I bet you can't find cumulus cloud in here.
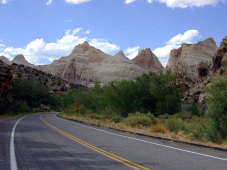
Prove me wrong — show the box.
[46,0,52,5]
[64,0,91,4]
[153,30,200,67]
[167,30,199,45]
[1,0,10,4]
[0,28,120,65]
[158,0,225,8]
[125,0,137,4]
[124,0,225,8]
[89,39,120,55]
[125,46,140,59]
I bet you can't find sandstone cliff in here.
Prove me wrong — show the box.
[182,37,227,104]
[38,42,148,87]
[166,37,217,90]
[132,48,163,73]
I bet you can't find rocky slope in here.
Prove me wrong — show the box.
[10,63,72,92]
[181,37,227,104]
[166,37,217,92]
[132,48,164,73]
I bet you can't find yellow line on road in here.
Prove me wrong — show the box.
[40,115,151,170]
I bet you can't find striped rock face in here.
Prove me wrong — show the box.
[166,37,217,88]
[37,42,151,87]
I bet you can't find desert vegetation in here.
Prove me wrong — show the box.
[60,71,227,146]
[0,79,63,116]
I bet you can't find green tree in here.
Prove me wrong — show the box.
[63,87,88,109]
[102,79,139,117]
[12,80,50,108]
[149,71,183,115]
[207,76,227,142]
[136,73,156,113]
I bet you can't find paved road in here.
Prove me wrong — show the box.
[1,113,227,170]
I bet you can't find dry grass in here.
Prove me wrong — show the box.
[59,113,227,149]
[151,122,167,134]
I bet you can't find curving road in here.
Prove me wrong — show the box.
[1,113,227,170]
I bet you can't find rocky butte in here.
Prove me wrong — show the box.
[132,48,164,73]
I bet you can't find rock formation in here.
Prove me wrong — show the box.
[166,37,217,90]
[10,63,72,92]
[182,37,227,104]
[132,48,163,73]
[12,54,36,68]
[38,42,149,87]
[212,36,227,74]
[0,56,12,65]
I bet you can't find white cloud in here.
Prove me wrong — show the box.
[125,46,140,54]
[89,39,120,55]
[72,28,82,35]
[158,0,225,8]
[1,0,10,4]
[125,46,140,59]
[167,30,199,45]
[84,30,90,34]
[124,0,225,7]
[153,30,200,67]
[125,0,137,4]
[46,0,52,6]
[0,28,120,65]
[64,0,91,4]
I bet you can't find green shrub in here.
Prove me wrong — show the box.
[147,112,157,124]
[172,112,192,120]
[158,113,170,120]
[167,118,185,133]
[111,115,122,123]
[88,113,104,120]
[79,105,87,115]
[126,116,152,127]
[8,100,30,114]
[190,123,207,141]
[206,76,227,142]
[191,102,200,116]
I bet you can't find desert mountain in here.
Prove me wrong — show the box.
[166,37,217,90]
[0,56,12,65]
[38,42,153,87]
[132,48,164,73]
[12,54,36,68]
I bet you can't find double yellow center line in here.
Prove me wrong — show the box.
[40,115,151,170]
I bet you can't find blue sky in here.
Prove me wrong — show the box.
[0,0,226,66]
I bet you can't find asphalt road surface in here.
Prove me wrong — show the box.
[1,113,227,170]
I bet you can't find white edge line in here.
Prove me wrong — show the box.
[10,115,28,170]
[54,114,227,162]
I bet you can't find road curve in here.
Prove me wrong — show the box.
[1,113,227,170]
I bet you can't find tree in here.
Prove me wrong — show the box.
[136,73,156,113]
[102,79,139,117]
[207,76,227,142]
[148,71,182,115]
[12,80,50,108]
